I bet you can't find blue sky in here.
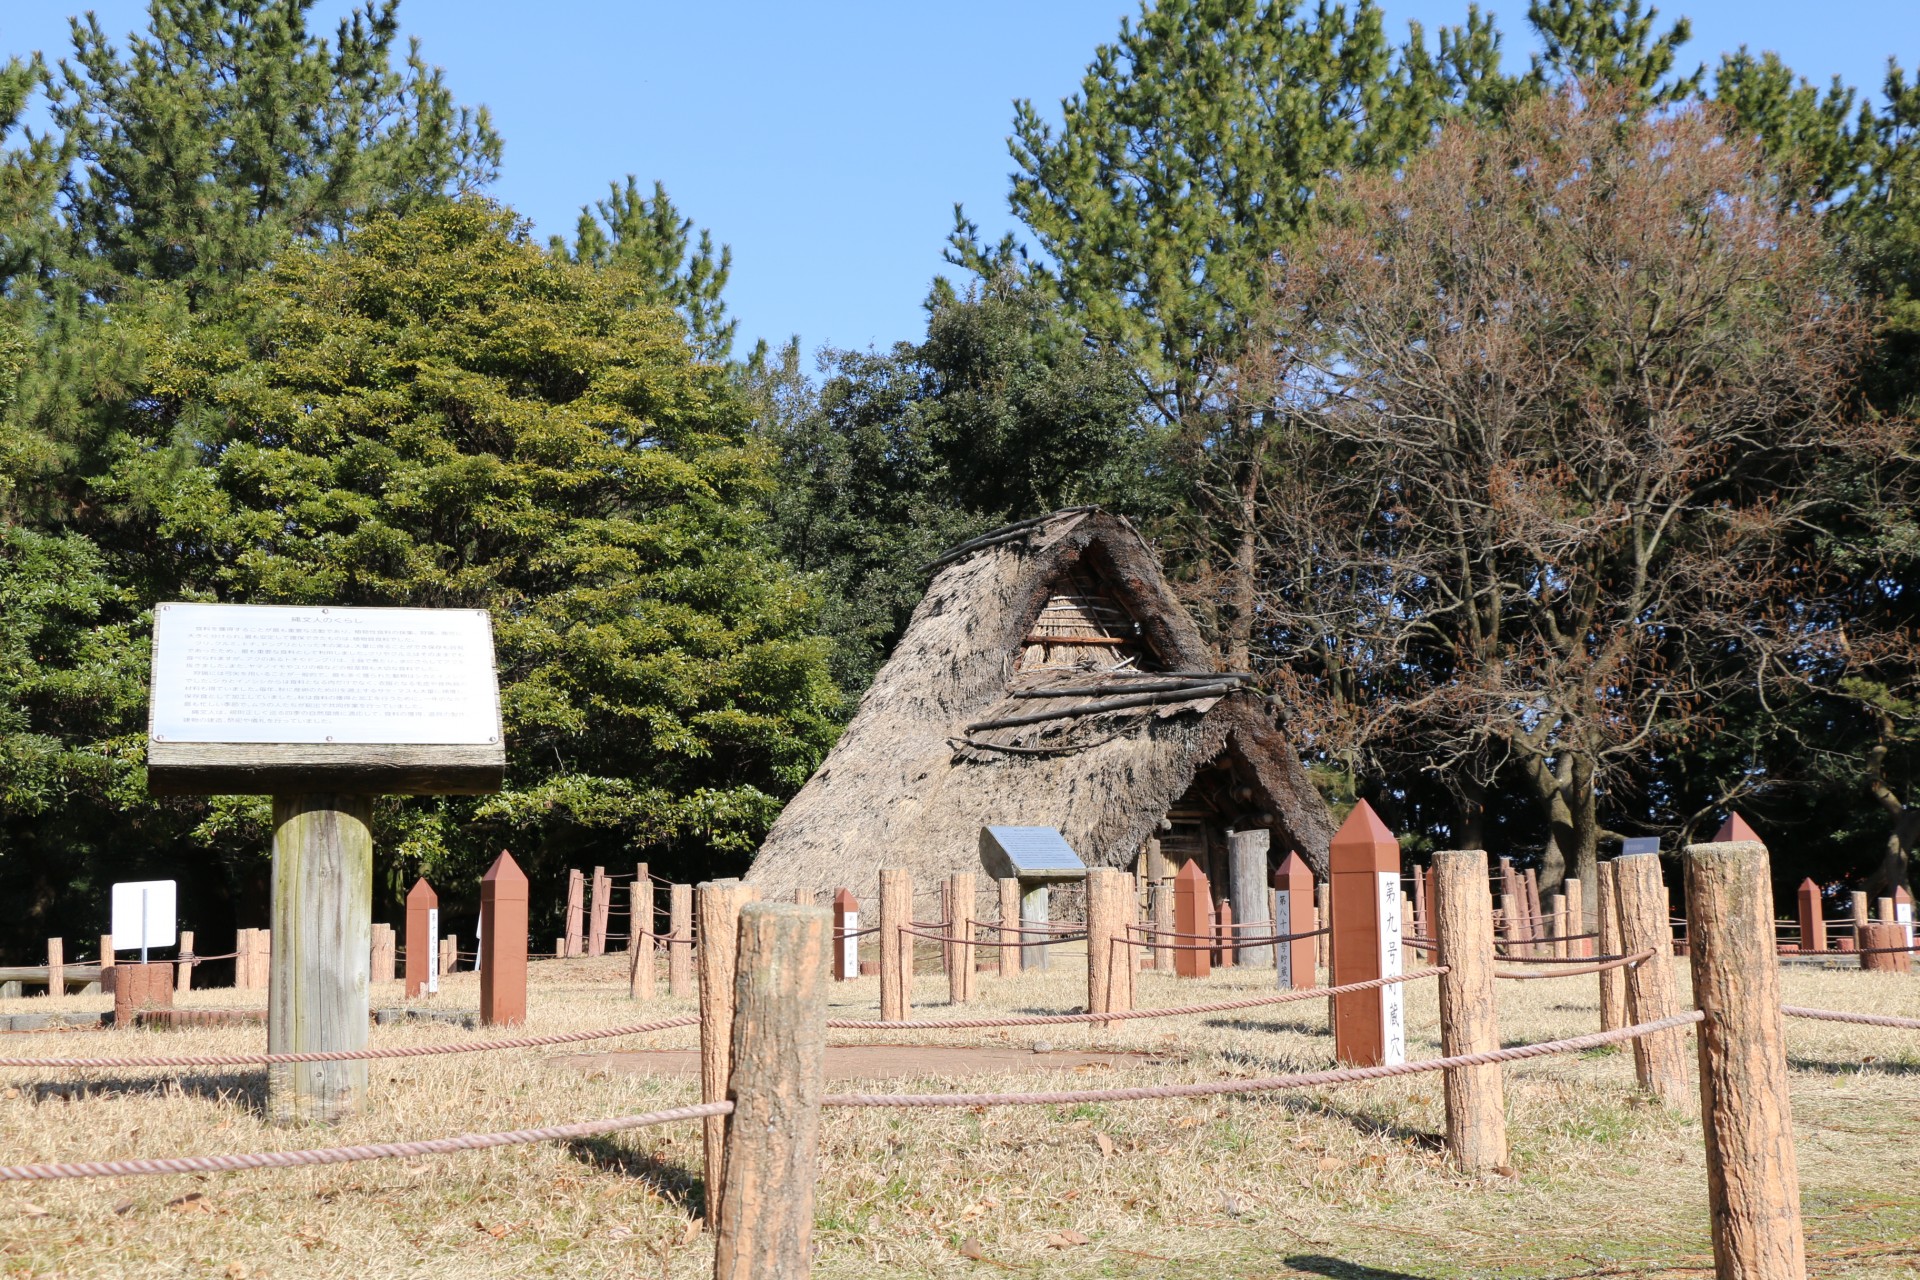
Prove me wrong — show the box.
[6,1,1916,359]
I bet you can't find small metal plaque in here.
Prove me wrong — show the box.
[1620,837,1661,856]
[980,826,1086,882]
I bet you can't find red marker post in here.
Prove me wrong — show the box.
[480,850,528,1026]
[1330,801,1404,1067]
[1172,860,1211,979]
[1796,879,1825,955]
[404,878,438,999]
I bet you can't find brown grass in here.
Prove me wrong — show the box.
[0,950,1915,1279]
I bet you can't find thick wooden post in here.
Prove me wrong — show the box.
[1215,899,1235,969]
[1151,873,1174,971]
[1564,876,1587,957]
[1228,829,1273,967]
[947,872,975,1005]
[588,866,610,956]
[175,930,195,994]
[879,868,911,1021]
[1086,869,1124,1025]
[405,879,437,999]
[1314,883,1329,974]
[1524,869,1544,958]
[1545,892,1566,958]
[698,879,751,1224]
[831,888,858,981]
[1685,837,1807,1280]
[44,938,61,998]
[630,873,656,1000]
[1172,860,1210,979]
[712,903,829,1279]
[440,933,457,976]
[480,850,528,1027]
[99,934,115,996]
[1860,922,1909,972]
[565,868,585,958]
[1613,852,1690,1108]
[668,883,695,998]
[997,878,1021,977]
[1274,852,1317,989]
[236,929,255,991]
[1795,879,1824,954]
[1432,849,1506,1172]
[1597,862,1626,1032]
[1330,801,1404,1068]
[269,793,374,1126]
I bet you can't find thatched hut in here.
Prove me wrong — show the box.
[744,509,1336,901]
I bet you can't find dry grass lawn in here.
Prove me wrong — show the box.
[0,945,1915,1279]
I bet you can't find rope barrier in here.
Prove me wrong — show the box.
[819,1012,1705,1108]
[0,1100,733,1182]
[0,1015,698,1070]
[1493,949,1654,980]
[823,969,1445,1030]
[1781,1005,1920,1030]
[1128,924,1329,943]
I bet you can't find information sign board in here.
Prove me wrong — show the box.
[111,880,178,953]
[979,826,1087,882]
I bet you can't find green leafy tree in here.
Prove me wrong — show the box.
[554,176,740,363]
[1525,0,1701,103]
[110,200,840,905]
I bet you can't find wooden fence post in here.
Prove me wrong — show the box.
[669,883,695,998]
[711,903,829,1279]
[630,871,656,1000]
[1860,922,1909,973]
[947,872,975,1005]
[792,888,816,907]
[1172,860,1210,979]
[565,868,585,958]
[1274,852,1317,989]
[1152,873,1174,972]
[698,879,752,1225]
[1432,849,1506,1172]
[1685,835,1807,1280]
[45,938,62,998]
[997,878,1021,977]
[1216,899,1235,969]
[1596,862,1625,1032]
[1564,876,1587,957]
[1228,829,1273,966]
[175,930,195,994]
[1612,852,1690,1108]
[405,878,438,998]
[1524,869,1544,957]
[369,923,395,985]
[1411,868,1428,944]
[879,868,911,1021]
[832,888,858,982]
[1314,883,1329,975]
[938,877,953,983]
[588,866,610,956]
[1329,801,1404,1068]
[1795,879,1824,954]
[235,929,254,992]
[480,850,528,1027]
[1545,892,1566,958]
[99,934,115,996]
[1086,868,1128,1026]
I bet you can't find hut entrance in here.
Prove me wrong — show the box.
[1017,561,1155,672]
[1154,755,1255,902]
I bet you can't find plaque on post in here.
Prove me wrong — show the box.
[146,603,505,1125]
[979,826,1085,972]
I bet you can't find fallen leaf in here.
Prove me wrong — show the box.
[678,1217,703,1246]
[1171,1115,1201,1130]
[224,1265,249,1280]
[1493,1164,1518,1178]
[167,1192,204,1209]
[1316,1157,1347,1172]
[960,1236,988,1260]
[474,1220,509,1239]
[1046,1229,1091,1249]
[1094,1132,1115,1158]
[111,1199,135,1215]
[18,1201,48,1218]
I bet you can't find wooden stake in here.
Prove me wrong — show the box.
[947,872,975,1005]
[1613,852,1690,1108]
[1596,863,1625,1032]
[1215,898,1235,969]
[1314,883,1330,974]
[630,871,656,1000]
[1411,868,1428,943]
[480,850,528,1027]
[1432,849,1506,1172]
[1152,873,1174,972]
[938,876,953,982]
[45,938,61,998]
[236,929,255,992]
[1849,889,1870,946]
[565,868,585,958]
[878,868,911,1021]
[1228,829,1272,967]
[711,903,828,1279]
[1861,922,1909,973]
[1684,836,1807,1280]
[668,883,694,999]
[588,866,609,957]
[1086,868,1124,1025]
[99,934,115,995]
[697,879,751,1224]
[1329,801,1404,1068]
[268,793,374,1126]
[1564,876,1587,957]
[997,878,1021,977]
[1524,869,1544,958]
[176,930,195,994]
[1545,892,1566,958]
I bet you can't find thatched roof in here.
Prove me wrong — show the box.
[744,510,1335,900]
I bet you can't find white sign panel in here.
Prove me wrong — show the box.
[840,910,859,978]
[150,603,500,745]
[1897,900,1914,949]
[427,907,441,994]
[111,880,178,951]
[1274,889,1292,989]
[1378,871,1405,1066]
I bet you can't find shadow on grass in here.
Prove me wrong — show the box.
[1275,1092,1448,1151]
[565,1136,704,1214]
[30,1073,268,1116]
[1787,1053,1920,1077]
[1286,1254,1442,1279]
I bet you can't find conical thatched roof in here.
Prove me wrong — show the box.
[744,510,1335,899]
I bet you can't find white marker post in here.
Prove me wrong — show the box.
[427,907,441,994]
[1379,870,1406,1065]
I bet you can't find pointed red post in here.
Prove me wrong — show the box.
[1795,879,1825,955]
[1330,801,1404,1067]
[404,878,438,999]
[1172,860,1211,978]
[1273,852,1317,989]
[1714,812,1760,843]
[480,851,528,1026]
[832,888,859,982]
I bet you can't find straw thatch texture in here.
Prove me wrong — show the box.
[744,511,1335,901]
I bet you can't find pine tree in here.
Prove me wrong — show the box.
[1525,0,1701,103]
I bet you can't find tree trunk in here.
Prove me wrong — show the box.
[1866,808,1918,900]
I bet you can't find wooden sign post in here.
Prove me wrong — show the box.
[1273,852,1316,989]
[832,888,859,981]
[1329,800,1404,1068]
[479,850,528,1026]
[148,602,506,1126]
[979,826,1086,974]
